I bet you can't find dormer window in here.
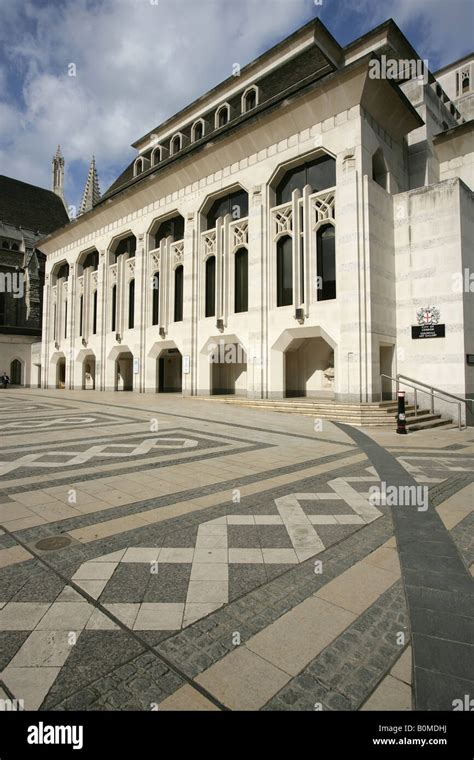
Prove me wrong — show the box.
[170,134,182,155]
[462,70,470,93]
[191,119,205,142]
[215,104,230,129]
[134,157,144,176]
[2,240,9,249]
[133,156,150,176]
[242,86,258,113]
[151,146,162,166]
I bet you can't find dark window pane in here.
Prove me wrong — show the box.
[277,236,293,307]
[245,90,256,110]
[206,190,248,229]
[194,122,203,140]
[205,256,216,317]
[317,225,336,301]
[276,155,336,204]
[128,279,135,329]
[234,248,248,313]
[152,272,159,325]
[92,291,98,334]
[83,250,99,270]
[79,295,83,336]
[154,215,184,248]
[218,108,228,127]
[174,266,183,322]
[111,285,117,332]
[115,235,136,261]
[64,302,67,338]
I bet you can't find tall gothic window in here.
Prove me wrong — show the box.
[206,189,248,230]
[234,248,248,313]
[111,285,117,332]
[276,155,336,204]
[277,236,293,307]
[92,290,98,334]
[205,256,216,317]
[79,295,83,336]
[317,225,336,301]
[128,279,135,329]
[174,266,183,322]
[64,302,68,338]
[152,272,159,325]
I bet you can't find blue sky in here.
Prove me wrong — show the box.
[0,0,472,213]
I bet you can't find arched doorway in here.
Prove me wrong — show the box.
[56,357,66,389]
[284,337,334,398]
[115,351,133,391]
[210,340,247,395]
[83,358,96,390]
[10,359,22,385]
[158,349,182,393]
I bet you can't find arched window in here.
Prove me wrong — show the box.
[276,155,336,205]
[111,285,117,332]
[192,120,204,142]
[128,279,135,329]
[134,157,144,176]
[372,149,388,190]
[2,240,9,249]
[206,189,248,230]
[462,74,470,93]
[174,266,184,322]
[205,256,216,317]
[151,146,162,166]
[79,295,83,336]
[154,215,184,248]
[114,235,136,262]
[316,225,336,301]
[242,87,257,113]
[11,243,19,251]
[64,301,68,338]
[83,250,99,270]
[216,104,229,128]
[234,248,248,313]
[152,272,159,325]
[277,236,293,307]
[92,290,98,334]
[170,135,182,155]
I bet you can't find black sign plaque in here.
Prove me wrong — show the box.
[412,324,446,339]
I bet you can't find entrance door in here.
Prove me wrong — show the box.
[10,360,22,385]
[158,351,182,392]
[380,345,394,400]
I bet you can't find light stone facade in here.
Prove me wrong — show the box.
[37,20,474,420]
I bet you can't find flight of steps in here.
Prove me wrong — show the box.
[195,397,455,431]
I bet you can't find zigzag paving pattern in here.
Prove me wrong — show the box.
[0,389,473,711]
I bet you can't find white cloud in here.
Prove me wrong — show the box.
[0,0,311,206]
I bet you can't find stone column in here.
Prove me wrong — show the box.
[248,184,266,398]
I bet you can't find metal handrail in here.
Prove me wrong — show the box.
[380,373,471,431]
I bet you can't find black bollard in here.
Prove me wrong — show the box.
[396,390,407,434]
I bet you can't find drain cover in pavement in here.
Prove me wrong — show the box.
[35,536,72,551]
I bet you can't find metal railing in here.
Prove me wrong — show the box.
[380,373,472,431]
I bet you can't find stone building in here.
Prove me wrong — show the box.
[0,172,69,386]
[36,19,474,421]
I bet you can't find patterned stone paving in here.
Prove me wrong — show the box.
[0,389,473,711]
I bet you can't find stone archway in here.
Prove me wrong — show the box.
[200,335,247,396]
[272,326,336,399]
[10,359,23,386]
[107,346,134,391]
[147,340,183,393]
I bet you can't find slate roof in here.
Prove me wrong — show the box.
[0,175,70,235]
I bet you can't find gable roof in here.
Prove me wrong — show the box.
[0,175,70,235]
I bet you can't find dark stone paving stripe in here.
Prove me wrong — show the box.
[0,525,229,712]
[263,580,409,711]
[334,423,474,711]
[2,449,365,546]
[155,514,393,679]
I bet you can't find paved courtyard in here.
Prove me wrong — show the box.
[0,389,472,711]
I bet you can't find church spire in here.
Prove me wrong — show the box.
[79,156,101,216]
[52,145,65,203]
